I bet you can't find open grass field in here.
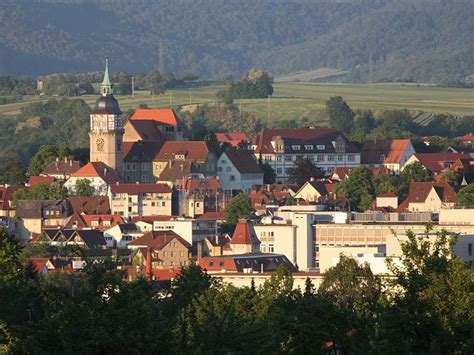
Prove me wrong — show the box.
[0,83,472,125]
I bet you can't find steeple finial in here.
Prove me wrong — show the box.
[101,57,112,96]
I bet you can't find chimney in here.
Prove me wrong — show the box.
[145,247,152,281]
[69,160,73,167]
[64,156,67,163]
[310,177,315,182]
[56,157,59,162]
[104,168,107,176]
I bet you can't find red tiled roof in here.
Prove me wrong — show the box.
[215,132,249,147]
[230,220,260,245]
[154,141,209,162]
[198,211,225,221]
[110,183,171,194]
[361,139,412,165]
[0,185,22,210]
[457,134,474,142]
[28,176,55,187]
[69,196,111,214]
[396,182,457,212]
[130,109,183,126]
[377,192,397,198]
[71,162,121,185]
[198,254,296,273]
[412,153,470,173]
[128,230,191,249]
[185,178,220,192]
[64,212,124,230]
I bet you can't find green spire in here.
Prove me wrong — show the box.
[101,57,112,96]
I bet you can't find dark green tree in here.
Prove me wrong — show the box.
[74,179,94,197]
[224,193,254,225]
[456,183,474,207]
[326,96,354,134]
[398,161,433,199]
[334,166,376,211]
[12,182,67,207]
[28,145,71,176]
[0,157,25,184]
[258,155,276,184]
[287,157,324,186]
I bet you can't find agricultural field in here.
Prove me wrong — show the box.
[0,83,472,125]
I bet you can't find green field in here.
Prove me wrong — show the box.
[0,83,472,125]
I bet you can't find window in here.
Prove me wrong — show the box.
[171,251,176,257]
[276,155,282,161]
[165,126,174,132]
[141,163,148,171]
[305,145,313,150]
[142,175,148,182]
[268,244,274,252]
[125,175,130,182]
[229,175,236,181]
[163,251,168,257]
[218,166,223,172]
[292,145,300,150]
[180,251,184,257]
[285,168,291,175]
[209,261,214,266]
[285,155,292,161]
[126,164,131,171]
[220,159,226,164]
[316,144,325,150]
[276,168,282,174]
[264,155,272,161]
[226,166,231,172]
[152,202,156,207]
[338,155,343,161]
[380,154,386,162]
[161,202,166,207]
[328,155,334,161]
[469,243,473,257]
[348,155,355,162]
[219,261,225,267]
[317,155,324,162]
[132,164,137,171]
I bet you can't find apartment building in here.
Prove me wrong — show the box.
[252,128,360,183]
[108,183,173,219]
[152,217,218,244]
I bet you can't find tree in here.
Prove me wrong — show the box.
[398,162,433,199]
[287,157,324,186]
[74,179,94,197]
[334,166,376,211]
[258,155,276,184]
[326,96,354,134]
[456,183,474,207]
[12,182,67,207]
[204,132,221,157]
[0,157,25,184]
[224,193,254,225]
[28,145,71,176]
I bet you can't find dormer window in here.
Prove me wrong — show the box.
[175,154,185,160]
[305,145,314,150]
[292,145,300,150]
[316,145,325,150]
[380,154,386,162]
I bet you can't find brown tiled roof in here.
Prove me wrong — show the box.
[123,141,163,162]
[377,192,397,198]
[128,230,191,249]
[252,128,358,154]
[63,212,124,231]
[412,153,470,173]
[16,200,70,219]
[71,162,121,185]
[110,183,171,194]
[361,139,412,165]
[0,185,22,210]
[69,196,111,214]
[198,211,226,221]
[198,253,296,273]
[28,176,55,187]
[224,149,263,174]
[124,120,166,142]
[154,141,209,162]
[41,160,82,176]
[396,182,457,212]
[158,161,198,182]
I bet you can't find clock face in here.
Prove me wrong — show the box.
[96,138,105,152]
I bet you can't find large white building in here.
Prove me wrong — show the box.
[252,128,360,183]
[217,149,263,192]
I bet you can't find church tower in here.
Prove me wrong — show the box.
[89,59,123,173]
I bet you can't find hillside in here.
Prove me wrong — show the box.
[0,0,472,84]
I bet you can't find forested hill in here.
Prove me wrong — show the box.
[0,0,472,84]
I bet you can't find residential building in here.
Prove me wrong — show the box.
[103,223,143,248]
[252,128,360,182]
[128,108,188,141]
[153,141,217,179]
[64,162,121,196]
[0,184,22,217]
[361,139,415,173]
[108,183,173,219]
[404,153,470,174]
[217,149,263,192]
[89,59,124,172]
[27,176,55,187]
[294,179,329,203]
[152,217,218,244]
[226,219,260,254]
[198,253,296,273]
[128,230,192,268]
[457,133,474,146]
[249,184,299,211]
[63,212,124,231]
[37,228,106,249]
[123,119,166,143]
[396,182,456,212]
[15,200,71,240]
[330,167,352,181]
[375,192,398,210]
[122,141,163,183]
[40,158,82,181]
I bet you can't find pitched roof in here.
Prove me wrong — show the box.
[124,120,166,142]
[71,162,121,185]
[330,167,352,181]
[69,196,111,214]
[64,213,124,230]
[123,141,163,162]
[154,141,209,162]
[396,182,457,212]
[72,229,106,249]
[215,132,249,147]
[127,230,191,249]
[377,192,397,198]
[457,133,474,143]
[0,185,22,210]
[130,108,183,126]
[28,176,55,187]
[109,183,171,194]
[252,128,358,154]
[412,153,470,172]
[158,161,198,182]
[230,220,260,245]
[184,178,220,192]
[41,159,82,176]
[198,253,296,273]
[361,139,412,165]
[16,200,70,219]
[223,149,263,174]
